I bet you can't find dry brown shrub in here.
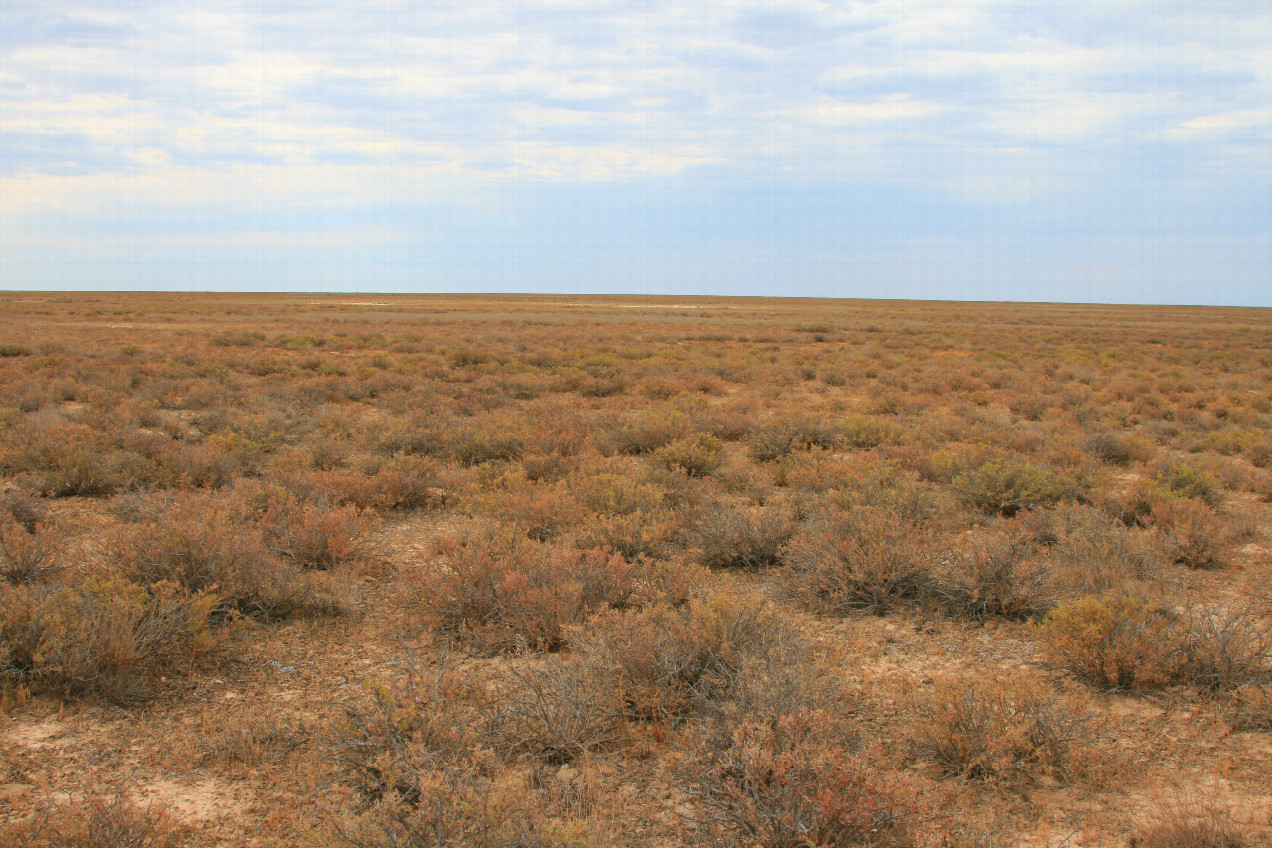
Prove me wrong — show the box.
[683,709,922,848]
[746,414,838,462]
[1177,603,1272,694]
[1,578,217,703]
[1086,430,1155,466]
[0,491,47,532]
[264,501,380,570]
[485,480,587,543]
[0,791,189,848]
[412,534,636,653]
[912,674,1105,785]
[1037,505,1163,594]
[0,522,61,584]
[936,534,1057,621]
[1037,594,1185,691]
[691,502,796,570]
[582,509,683,560]
[605,407,687,455]
[567,583,791,724]
[654,433,725,478]
[1133,794,1251,848]
[487,659,626,764]
[107,491,347,619]
[781,509,934,616]
[1151,499,1229,568]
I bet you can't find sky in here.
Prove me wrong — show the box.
[1,1,1269,305]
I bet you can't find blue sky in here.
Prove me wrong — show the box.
[1,1,1269,304]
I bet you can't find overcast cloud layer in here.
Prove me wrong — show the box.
[2,1,1269,303]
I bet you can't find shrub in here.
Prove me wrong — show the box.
[936,535,1056,621]
[413,535,636,653]
[264,502,379,570]
[316,467,447,511]
[107,492,342,619]
[839,414,904,449]
[951,456,1079,517]
[747,415,837,462]
[1086,431,1154,466]
[1,578,217,703]
[323,656,484,808]
[0,791,189,847]
[450,429,523,466]
[1037,594,1184,691]
[39,449,121,498]
[683,709,920,848]
[691,503,796,570]
[582,509,682,560]
[912,675,1104,785]
[0,491,47,532]
[654,433,725,478]
[1151,499,1228,568]
[1177,604,1272,694]
[0,343,32,357]
[487,659,625,764]
[1040,505,1162,594]
[1133,795,1251,848]
[486,482,586,543]
[1155,460,1222,506]
[781,509,933,615]
[608,408,686,455]
[568,584,788,723]
[0,522,61,584]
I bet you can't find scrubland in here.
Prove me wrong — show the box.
[1,292,1270,847]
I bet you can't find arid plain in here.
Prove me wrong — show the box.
[1,293,1270,847]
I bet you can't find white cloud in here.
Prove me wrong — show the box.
[0,0,1269,202]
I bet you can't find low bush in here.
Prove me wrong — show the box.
[781,509,933,615]
[654,433,725,478]
[487,659,625,764]
[264,501,379,570]
[1154,460,1223,506]
[1177,604,1272,694]
[0,491,47,531]
[747,415,838,462]
[1,578,217,703]
[568,584,789,723]
[1133,795,1251,848]
[936,535,1056,621]
[1037,594,1184,691]
[1039,505,1162,594]
[912,675,1104,785]
[691,503,796,570]
[1086,431,1154,466]
[1151,499,1228,568]
[951,455,1081,517]
[607,408,687,455]
[683,709,920,848]
[412,535,636,653]
[0,791,189,848]
[0,522,61,584]
[107,492,344,619]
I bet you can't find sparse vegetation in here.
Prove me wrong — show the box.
[1,293,1270,845]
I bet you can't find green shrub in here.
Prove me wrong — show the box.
[952,456,1080,517]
